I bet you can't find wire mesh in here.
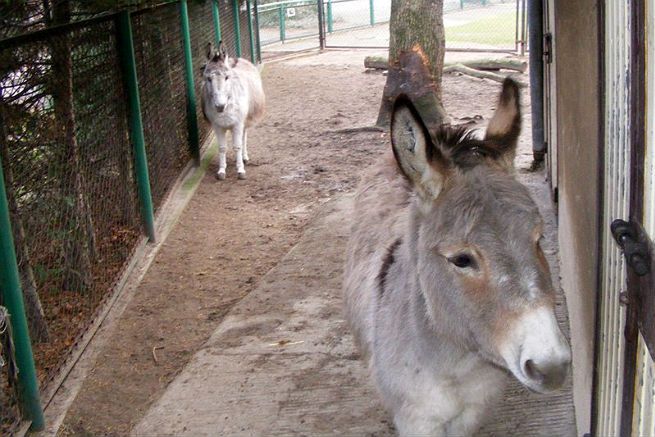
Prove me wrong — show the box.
[0,367,20,434]
[0,2,254,427]
[257,0,321,58]
[217,0,256,61]
[132,4,191,210]
[323,0,387,47]
[189,0,219,146]
[0,14,142,394]
[0,307,20,435]
[0,1,251,428]
[238,1,256,61]
[319,0,519,51]
[443,0,519,51]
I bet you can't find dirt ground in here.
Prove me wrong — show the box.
[58,53,530,436]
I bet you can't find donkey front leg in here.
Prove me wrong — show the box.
[232,123,246,179]
[215,127,228,180]
[242,129,249,164]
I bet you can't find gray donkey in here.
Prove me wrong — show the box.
[201,41,265,180]
[343,78,571,436]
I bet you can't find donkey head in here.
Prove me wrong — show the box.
[391,78,571,393]
[202,41,234,113]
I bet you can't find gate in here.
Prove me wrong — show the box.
[593,0,655,435]
[321,0,523,51]
[255,0,322,59]
[255,0,525,57]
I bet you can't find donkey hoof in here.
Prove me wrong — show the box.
[216,171,226,181]
[237,172,246,180]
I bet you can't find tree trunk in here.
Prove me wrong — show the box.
[0,98,49,342]
[376,0,448,131]
[48,0,96,292]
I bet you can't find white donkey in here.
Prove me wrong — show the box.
[343,79,571,436]
[201,41,265,180]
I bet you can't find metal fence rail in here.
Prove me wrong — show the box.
[0,1,260,431]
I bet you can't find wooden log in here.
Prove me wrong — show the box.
[460,58,527,73]
[364,56,527,73]
[443,64,527,87]
[364,56,390,70]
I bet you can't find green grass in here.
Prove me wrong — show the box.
[182,143,217,191]
[445,11,517,46]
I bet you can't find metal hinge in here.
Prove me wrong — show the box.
[611,219,650,276]
[543,32,553,64]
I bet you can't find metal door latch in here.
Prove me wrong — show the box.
[611,219,651,276]
[543,32,553,64]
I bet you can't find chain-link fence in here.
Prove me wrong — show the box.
[0,0,260,431]
[323,0,521,50]
[132,5,191,209]
[444,0,523,51]
[1,10,141,382]
[0,307,20,435]
[257,0,524,54]
[257,0,321,59]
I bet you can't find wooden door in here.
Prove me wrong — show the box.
[593,1,632,435]
[594,1,655,435]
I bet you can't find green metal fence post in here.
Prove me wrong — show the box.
[278,5,286,42]
[232,0,243,57]
[179,0,201,165]
[327,0,333,33]
[369,0,375,25]
[253,0,262,62]
[212,0,222,45]
[0,154,45,431]
[116,11,156,242]
[246,0,256,63]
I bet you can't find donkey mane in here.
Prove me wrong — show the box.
[376,237,402,297]
[435,125,505,169]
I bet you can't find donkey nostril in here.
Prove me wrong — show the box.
[524,359,545,383]
[523,358,569,390]
[215,104,225,112]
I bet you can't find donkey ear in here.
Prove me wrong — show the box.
[391,95,450,199]
[218,40,228,60]
[206,42,213,61]
[484,77,521,167]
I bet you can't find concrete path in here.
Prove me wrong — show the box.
[133,186,576,436]
[131,195,393,436]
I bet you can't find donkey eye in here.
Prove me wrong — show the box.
[225,75,230,80]
[207,77,212,83]
[449,254,476,269]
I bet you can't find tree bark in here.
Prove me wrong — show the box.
[48,0,95,292]
[376,0,447,130]
[0,98,49,342]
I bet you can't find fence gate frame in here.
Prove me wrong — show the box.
[592,0,655,435]
[318,0,525,52]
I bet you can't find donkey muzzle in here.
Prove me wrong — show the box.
[500,305,571,393]
[215,104,226,113]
